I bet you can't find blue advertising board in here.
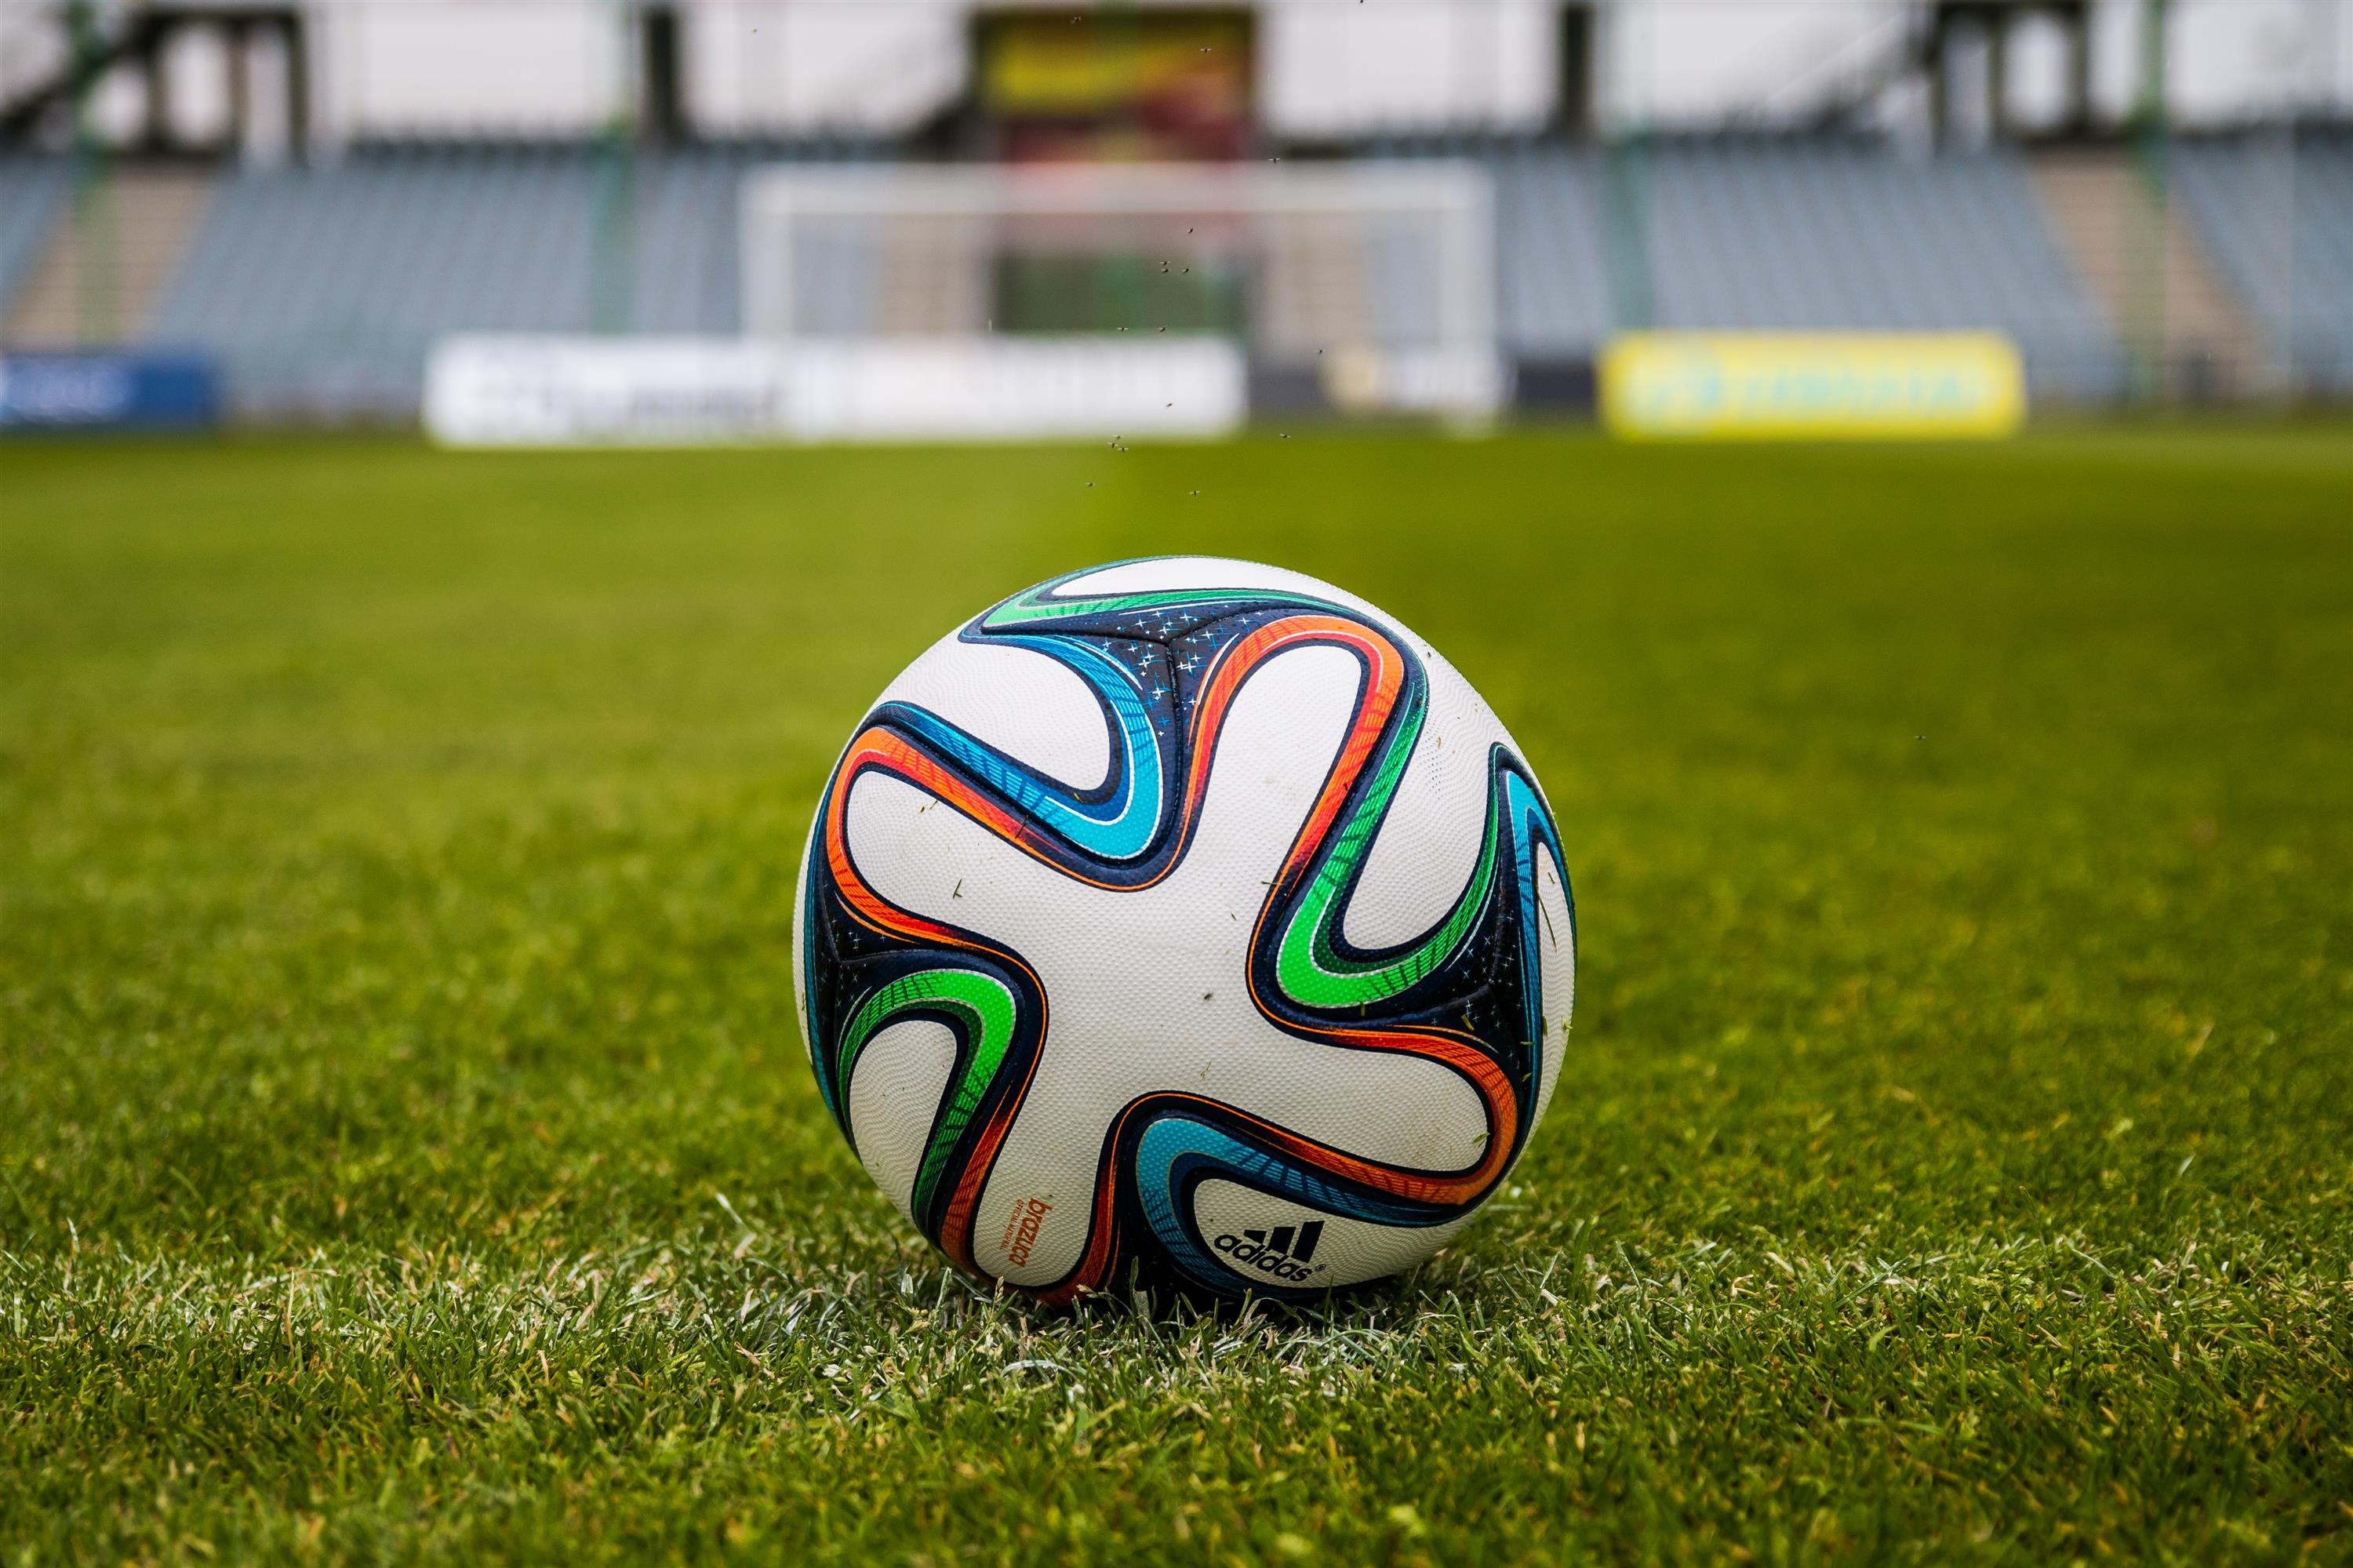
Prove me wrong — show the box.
[0,351,220,431]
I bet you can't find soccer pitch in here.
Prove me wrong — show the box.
[3,427,2348,1563]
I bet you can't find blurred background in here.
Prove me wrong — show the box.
[0,0,2348,431]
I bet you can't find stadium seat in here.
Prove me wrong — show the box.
[2171,129,2353,396]
[0,154,72,326]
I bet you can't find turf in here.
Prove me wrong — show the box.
[2,427,2349,1565]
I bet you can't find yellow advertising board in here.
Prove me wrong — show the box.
[1599,332,2026,441]
[975,10,1252,161]
[982,13,1249,113]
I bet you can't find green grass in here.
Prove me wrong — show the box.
[2,427,2349,1565]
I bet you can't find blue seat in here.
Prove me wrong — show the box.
[0,154,72,326]
[2173,130,2353,395]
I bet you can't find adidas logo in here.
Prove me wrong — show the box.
[1212,1221,1327,1283]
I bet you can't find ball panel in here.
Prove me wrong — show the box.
[875,628,1111,791]
[841,770,1036,931]
[1341,646,1514,951]
[1530,853,1576,1132]
[844,1018,960,1223]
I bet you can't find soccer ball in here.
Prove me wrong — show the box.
[795,558,1574,1302]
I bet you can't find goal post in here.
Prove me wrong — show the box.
[738,161,1503,426]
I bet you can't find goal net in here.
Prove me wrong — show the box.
[739,162,1501,426]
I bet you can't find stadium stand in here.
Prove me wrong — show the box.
[2029,147,2268,400]
[1488,143,1616,359]
[16,132,2336,417]
[1396,136,2124,401]
[2171,130,2353,395]
[1639,140,2123,400]
[3,163,216,347]
[0,153,71,318]
[144,141,879,417]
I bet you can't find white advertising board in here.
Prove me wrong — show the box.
[780,338,1246,442]
[424,335,1246,447]
[424,337,790,447]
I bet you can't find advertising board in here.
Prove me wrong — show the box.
[0,352,220,431]
[424,336,1246,446]
[1600,333,2026,440]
